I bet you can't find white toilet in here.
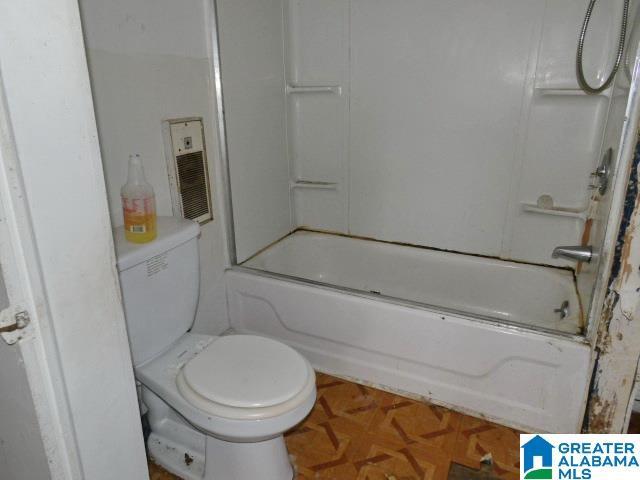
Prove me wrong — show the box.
[113,216,316,480]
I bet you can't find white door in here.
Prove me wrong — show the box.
[0,0,149,477]
[0,215,50,474]
[0,341,50,479]
[0,72,81,478]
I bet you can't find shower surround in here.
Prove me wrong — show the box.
[213,0,640,432]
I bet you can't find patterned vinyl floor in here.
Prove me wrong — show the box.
[149,372,523,480]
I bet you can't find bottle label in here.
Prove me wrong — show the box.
[123,197,155,234]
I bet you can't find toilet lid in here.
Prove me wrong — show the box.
[181,335,310,408]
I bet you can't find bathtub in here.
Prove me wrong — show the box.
[226,231,592,432]
[243,230,583,334]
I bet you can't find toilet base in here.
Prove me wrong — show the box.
[144,386,206,479]
[205,435,293,480]
[148,432,205,480]
[143,386,295,480]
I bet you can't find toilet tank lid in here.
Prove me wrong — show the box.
[113,216,200,272]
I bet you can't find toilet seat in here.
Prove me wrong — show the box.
[177,335,316,420]
[137,333,317,441]
[182,335,309,408]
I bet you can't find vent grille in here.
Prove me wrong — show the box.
[165,118,213,225]
[176,151,210,221]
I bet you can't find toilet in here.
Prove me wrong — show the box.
[113,216,316,480]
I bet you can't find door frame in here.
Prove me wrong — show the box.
[584,47,640,432]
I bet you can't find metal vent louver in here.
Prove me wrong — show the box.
[177,151,209,220]
[164,118,213,224]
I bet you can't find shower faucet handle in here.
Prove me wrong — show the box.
[554,300,570,320]
[590,148,613,195]
[591,164,608,177]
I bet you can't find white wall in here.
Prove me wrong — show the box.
[79,0,229,334]
[0,0,149,477]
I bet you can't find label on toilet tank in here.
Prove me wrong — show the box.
[146,253,168,277]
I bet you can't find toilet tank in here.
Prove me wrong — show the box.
[114,217,200,366]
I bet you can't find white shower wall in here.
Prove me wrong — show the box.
[219,0,629,264]
[347,0,537,256]
[287,0,350,234]
[284,0,626,266]
[217,0,293,263]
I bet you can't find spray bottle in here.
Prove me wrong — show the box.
[121,154,157,243]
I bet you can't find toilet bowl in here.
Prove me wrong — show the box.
[114,217,316,479]
[137,333,316,479]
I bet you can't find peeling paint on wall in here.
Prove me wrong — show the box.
[585,139,640,433]
[610,144,640,286]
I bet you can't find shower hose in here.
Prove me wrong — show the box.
[577,0,630,94]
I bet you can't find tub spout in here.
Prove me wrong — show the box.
[552,245,594,263]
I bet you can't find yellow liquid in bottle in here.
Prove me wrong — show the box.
[124,213,157,243]
[123,196,157,244]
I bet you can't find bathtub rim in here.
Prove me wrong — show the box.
[229,264,589,344]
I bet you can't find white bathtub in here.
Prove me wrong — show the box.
[244,230,582,334]
[226,231,592,432]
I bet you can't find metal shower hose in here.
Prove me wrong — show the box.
[577,0,630,94]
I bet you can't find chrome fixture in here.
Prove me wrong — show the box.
[591,148,613,195]
[554,300,570,320]
[577,0,630,94]
[552,245,594,263]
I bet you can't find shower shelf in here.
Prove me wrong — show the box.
[534,87,609,97]
[286,85,341,95]
[290,180,338,190]
[521,202,587,220]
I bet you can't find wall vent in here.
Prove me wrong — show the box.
[163,118,213,224]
